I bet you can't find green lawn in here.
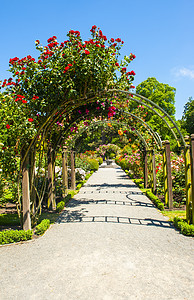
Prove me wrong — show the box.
[161,210,186,221]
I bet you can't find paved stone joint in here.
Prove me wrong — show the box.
[0,165,194,300]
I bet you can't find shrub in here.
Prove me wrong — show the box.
[35,219,50,235]
[146,190,164,211]
[0,229,32,245]
[173,217,194,236]
[109,153,115,159]
[75,157,91,172]
[56,201,65,213]
[97,157,103,165]
[85,171,93,180]
[87,159,99,171]
[76,183,82,190]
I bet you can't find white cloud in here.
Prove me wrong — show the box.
[173,67,194,80]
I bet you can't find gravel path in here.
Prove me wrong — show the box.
[0,165,194,300]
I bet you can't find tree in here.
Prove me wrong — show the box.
[135,77,176,142]
[136,77,176,116]
[181,97,194,134]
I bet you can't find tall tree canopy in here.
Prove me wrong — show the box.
[181,97,194,134]
[136,77,176,117]
[135,77,176,143]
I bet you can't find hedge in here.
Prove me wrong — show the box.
[146,190,164,211]
[56,201,65,213]
[0,229,32,245]
[35,219,50,236]
[173,217,194,236]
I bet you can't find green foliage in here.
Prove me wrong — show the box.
[56,201,65,213]
[0,213,20,226]
[173,217,194,236]
[87,158,99,171]
[0,175,18,206]
[35,219,50,235]
[96,144,120,157]
[136,77,176,116]
[0,229,32,245]
[133,178,144,189]
[75,156,91,172]
[97,157,103,164]
[76,183,82,190]
[109,153,115,159]
[181,97,194,134]
[136,77,176,141]
[115,143,143,178]
[85,171,94,180]
[146,190,164,211]
[155,151,185,205]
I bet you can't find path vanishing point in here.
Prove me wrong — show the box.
[0,163,194,300]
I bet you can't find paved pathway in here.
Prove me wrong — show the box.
[0,165,194,300]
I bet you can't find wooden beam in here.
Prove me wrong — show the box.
[143,149,148,189]
[62,146,68,196]
[70,150,76,190]
[163,140,173,209]
[190,134,194,224]
[151,149,157,195]
[22,150,31,230]
[184,136,192,222]
[47,145,53,209]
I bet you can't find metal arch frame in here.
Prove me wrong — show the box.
[21,88,185,166]
[50,105,163,152]
[108,89,186,147]
[68,119,149,150]
[116,109,163,148]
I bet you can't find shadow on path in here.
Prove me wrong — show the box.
[85,183,137,189]
[66,197,154,209]
[57,209,173,228]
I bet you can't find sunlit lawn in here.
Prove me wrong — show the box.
[161,210,186,221]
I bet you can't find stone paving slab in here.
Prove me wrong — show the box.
[0,166,194,300]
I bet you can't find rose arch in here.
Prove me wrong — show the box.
[1,27,193,230]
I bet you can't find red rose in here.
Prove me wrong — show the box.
[28,118,34,122]
[84,50,90,55]
[129,70,136,76]
[64,66,70,72]
[115,63,119,67]
[22,100,27,103]
[6,124,10,129]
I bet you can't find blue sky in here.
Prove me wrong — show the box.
[1,0,194,120]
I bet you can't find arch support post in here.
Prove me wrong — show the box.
[62,146,68,196]
[71,150,76,190]
[184,136,192,222]
[22,149,31,231]
[190,134,194,224]
[47,145,56,210]
[163,140,173,209]
[150,149,156,195]
[143,149,148,189]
